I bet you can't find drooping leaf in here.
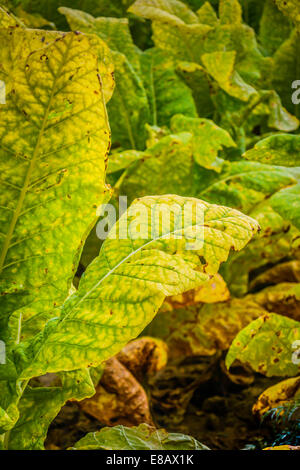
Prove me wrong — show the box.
[252,375,300,419]
[249,260,300,291]
[244,134,300,166]
[201,51,257,101]
[249,283,300,322]
[196,160,297,213]
[70,423,209,450]
[15,194,259,379]
[0,28,112,343]
[226,313,300,377]
[129,0,212,63]
[79,356,154,427]
[128,0,200,25]
[170,114,235,171]
[221,201,299,296]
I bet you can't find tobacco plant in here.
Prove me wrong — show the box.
[0,0,299,450]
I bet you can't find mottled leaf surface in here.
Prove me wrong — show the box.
[71,423,209,450]
[226,313,300,377]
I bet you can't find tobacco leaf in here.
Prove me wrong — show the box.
[79,357,154,427]
[170,114,235,171]
[226,313,300,377]
[145,296,264,359]
[252,375,300,419]
[270,183,300,231]
[15,195,259,379]
[244,134,300,166]
[0,28,112,343]
[70,423,209,450]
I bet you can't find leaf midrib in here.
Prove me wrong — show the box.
[0,36,73,274]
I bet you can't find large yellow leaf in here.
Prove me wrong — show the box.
[15,195,259,379]
[0,28,112,341]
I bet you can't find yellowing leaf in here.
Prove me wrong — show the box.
[202,51,257,101]
[70,423,209,450]
[252,376,300,419]
[226,313,300,377]
[219,0,242,25]
[244,134,300,166]
[145,296,264,358]
[0,29,111,342]
[274,0,300,30]
[16,195,259,379]
[197,2,219,26]
[171,114,235,171]
[128,0,199,25]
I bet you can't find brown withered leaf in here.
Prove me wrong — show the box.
[79,337,168,427]
[117,337,168,382]
[253,376,300,419]
[79,357,154,427]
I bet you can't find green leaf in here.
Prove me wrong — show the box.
[121,133,197,202]
[197,160,297,213]
[107,150,146,174]
[259,0,292,56]
[59,7,141,73]
[244,134,300,166]
[170,114,236,171]
[274,0,300,31]
[226,313,300,377]
[176,62,215,118]
[128,0,200,25]
[7,0,135,29]
[16,194,259,379]
[129,0,212,63]
[60,7,150,150]
[202,51,257,101]
[6,369,95,450]
[272,30,300,118]
[71,423,209,450]
[0,28,111,343]
[109,51,150,149]
[219,0,242,25]
[140,48,197,127]
[197,2,219,26]
[270,184,300,231]
[221,204,299,296]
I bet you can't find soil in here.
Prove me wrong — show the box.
[45,354,285,450]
